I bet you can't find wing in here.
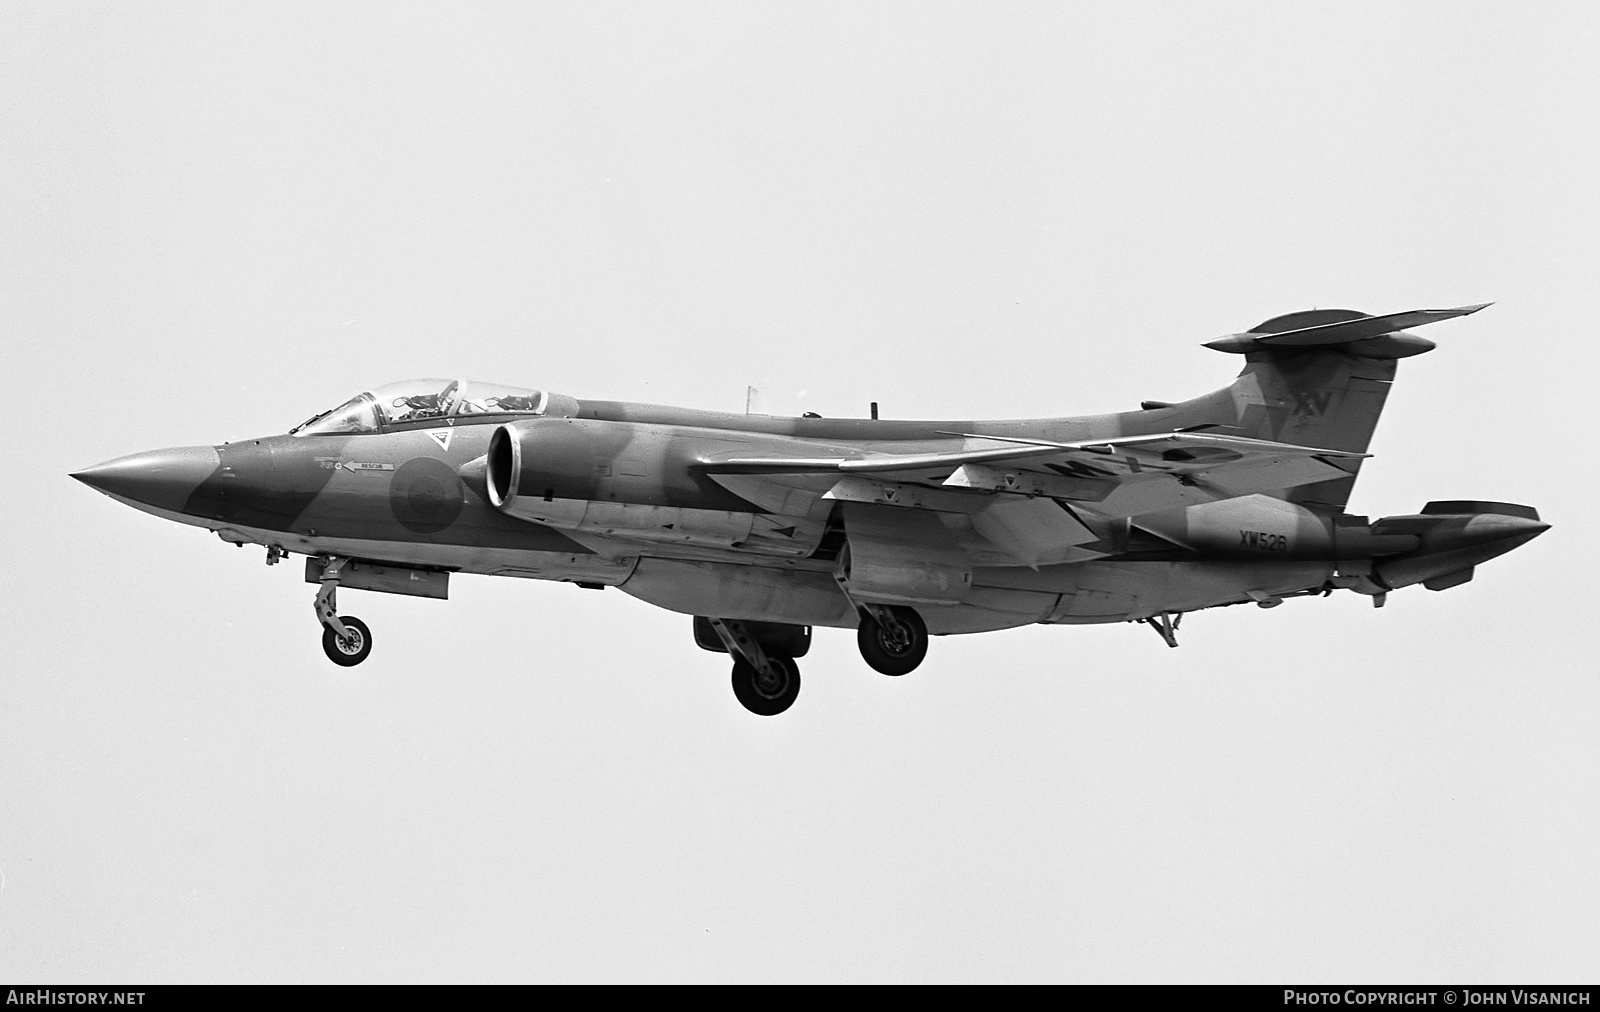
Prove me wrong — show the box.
[697,431,1359,473]
[697,431,1365,520]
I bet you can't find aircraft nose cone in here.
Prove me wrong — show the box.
[71,445,221,515]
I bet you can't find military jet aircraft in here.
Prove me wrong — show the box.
[73,305,1547,715]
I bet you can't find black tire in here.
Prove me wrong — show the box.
[321,616,372,667]
[730,656,800,716]
[857,606,927,676]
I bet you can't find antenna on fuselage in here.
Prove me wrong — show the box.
[870,401,879,420]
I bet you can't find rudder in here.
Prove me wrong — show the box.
[1200,305,1485,512]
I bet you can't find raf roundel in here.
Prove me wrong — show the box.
[389,457,465,534]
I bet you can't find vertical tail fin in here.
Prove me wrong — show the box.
[1199,305,1486,512]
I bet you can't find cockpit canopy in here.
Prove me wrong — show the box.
[291,379,555,436]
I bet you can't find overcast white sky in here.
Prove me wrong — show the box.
[3,2,1596,983]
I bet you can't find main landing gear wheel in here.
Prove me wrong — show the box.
[730,656,801,716]
[857,605,928,676]
[322,615,372,667]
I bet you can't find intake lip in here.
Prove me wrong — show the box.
[485,425,520,508]
[71,445,222,516]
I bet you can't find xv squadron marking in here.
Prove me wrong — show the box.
[1290,389,1335,417]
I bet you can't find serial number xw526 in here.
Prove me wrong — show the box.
[1239,529,1289,552]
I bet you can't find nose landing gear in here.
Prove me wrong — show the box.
[322,615,372,666]
[313,556,372,666]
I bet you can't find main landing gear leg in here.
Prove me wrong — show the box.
[313,556,372,667]
[707,618,800,716]
[855,603,929,676]
[832,560,930,676]
[1142,611,1182,649]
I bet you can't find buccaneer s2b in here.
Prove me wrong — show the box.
[74,305,1547,715]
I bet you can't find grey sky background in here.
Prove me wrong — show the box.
[2,2,1596,983]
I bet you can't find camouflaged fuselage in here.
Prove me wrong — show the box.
[73,308,1549,639]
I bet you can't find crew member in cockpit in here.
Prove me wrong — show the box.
[487,394,541,412]
[391,381,460,420]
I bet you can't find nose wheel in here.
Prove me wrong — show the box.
[322,615,372,666]
[312,556,374,667]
